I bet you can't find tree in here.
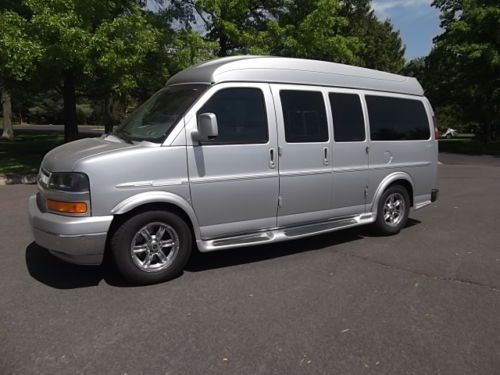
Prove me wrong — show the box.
[172,0,281,57]
[402,57,425,80]
[0,5,41,140]
[88,8,164,133]
[427,0,500,141]
[266,0,361,63]
[25,0,165,141]
[340,0,405,73]
[166,29,218,73]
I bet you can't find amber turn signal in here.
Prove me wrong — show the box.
[47,199,87,214]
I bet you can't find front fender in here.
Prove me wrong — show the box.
[111,191,201,240]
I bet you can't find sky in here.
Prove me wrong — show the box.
[372,0,442,60]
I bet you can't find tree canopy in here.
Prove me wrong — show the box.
[423,0,500,139]
[0,6,41,139]
[1,0,410,141]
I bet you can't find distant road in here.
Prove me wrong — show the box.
[12,124,104,136]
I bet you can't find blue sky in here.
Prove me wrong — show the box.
[372,0,442,60]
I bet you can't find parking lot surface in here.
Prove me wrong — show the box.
[1,153,500,374]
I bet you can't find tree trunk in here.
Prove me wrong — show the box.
[104,95,126,134]
[62,71,78,142]
[103,95,114,134]
[1,89,14,141]
[218,32,229,57]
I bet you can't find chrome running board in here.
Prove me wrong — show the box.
[197,213,375,252]
[414,200,431,210]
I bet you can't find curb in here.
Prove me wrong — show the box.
[0,174,38,186]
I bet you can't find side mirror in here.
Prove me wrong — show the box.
[192,112,218,142]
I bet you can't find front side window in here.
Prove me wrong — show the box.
[198,87,268,144]
[114,84,207,143]
[367,96,431,141]
[329,93,365,142]
[280,90,328,143]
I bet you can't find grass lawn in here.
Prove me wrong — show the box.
[438,134,500,156]
[0,133,63,175]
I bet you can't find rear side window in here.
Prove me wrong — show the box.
[366,96,430,140]
[329,93,365,142]
[280,90,328,143]
[198,87,268,144]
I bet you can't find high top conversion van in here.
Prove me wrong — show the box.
[29,56,439,284]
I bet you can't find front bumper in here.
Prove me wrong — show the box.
[29,195,113,265]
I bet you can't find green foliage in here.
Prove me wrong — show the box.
[26,0,164,95]
[28,96,63,123]
[402,57,425,80]
[267,0,360,63]
[89,6,163,97]
[340,0,405,72]
[191,0,281,56]
[22,0,170,138]
[177,0,403,68]
[438,136,500,156]
[0,10,41,85]
[0,133,64,175]
[76,103,94,124]
[167,29,218,72]
[1,0,411,141]
[426,0,500,141]
[434,104,468,132]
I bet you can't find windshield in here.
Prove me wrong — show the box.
[114,84,208,143]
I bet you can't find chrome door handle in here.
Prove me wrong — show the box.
[269,148,276,169]
[323,147,329,166]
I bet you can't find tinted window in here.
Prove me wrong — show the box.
[198,88,268,144]
[366,96,430,140]
[329,93,365,142]
[280,90,328,143]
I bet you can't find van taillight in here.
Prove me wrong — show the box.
[432,116,440,139]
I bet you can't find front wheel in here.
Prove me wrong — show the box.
[373,185,410,235]
[111,210,192,284]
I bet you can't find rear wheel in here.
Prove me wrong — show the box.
[111,210,192,284]
[373,185,410,235]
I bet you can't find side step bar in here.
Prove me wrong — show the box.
[197,213,375,252]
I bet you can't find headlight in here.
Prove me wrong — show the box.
[48,173,90,192]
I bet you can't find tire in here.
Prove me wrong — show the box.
[373,185,410,236]
[111,210,192,285]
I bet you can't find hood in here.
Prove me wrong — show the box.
[42,137,135,172]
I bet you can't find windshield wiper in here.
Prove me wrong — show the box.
[113,128,134,144]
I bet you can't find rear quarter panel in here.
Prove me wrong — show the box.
[364,92,438,207]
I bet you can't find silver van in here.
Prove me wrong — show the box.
[29,56,439,284]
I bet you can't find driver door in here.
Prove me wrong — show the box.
[185,83,279,239]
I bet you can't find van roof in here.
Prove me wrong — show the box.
[167,56,424,96]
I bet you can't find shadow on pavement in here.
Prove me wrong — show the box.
[26,219,421,288]
[186,218,421,272]
[25,242,134,289]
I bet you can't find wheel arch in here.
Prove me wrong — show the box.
[370,172,415,215]
[109,191,201,241]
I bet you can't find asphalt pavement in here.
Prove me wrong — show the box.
[1,153,500,374]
